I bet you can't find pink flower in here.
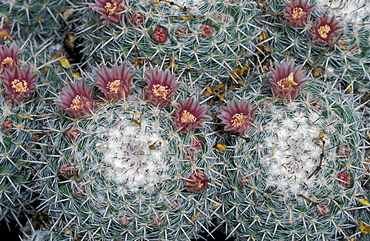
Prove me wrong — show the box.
[1,65,38,101]
[200,25,214,38]
[91,0,127,24]
[0,44,20,73]
[218,98,257,134]
[283,0,315,28]
[312,14,343,45]
[143,68,181,107]
[95,64,134,100]
[184,171,209,193]
[152,26,167,43]
[174,96,211,132]
[54,80,94,118]
[269,59,309,100]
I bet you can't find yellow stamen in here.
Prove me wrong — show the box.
[152,84,169,99]
[292,7,306,19]
[104,1,117,16]
[181,110,197,122]
[11,79,28,93]
[318,25,331,39]
[231,113,246,127]
[107,79,121,93]
[70,95,84,110]
[2,57,14,66]
[196,183,204,188]
[277,72,296,90]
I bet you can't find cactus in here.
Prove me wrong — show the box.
[0,0,369,240]
[0,0,77,43]
[218,72,368,240]
[34,63,223,240]
[0,40,48,226]
[72,0,266,90]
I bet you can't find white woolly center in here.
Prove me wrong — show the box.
[261,113,329,194]
[98,119,168,192]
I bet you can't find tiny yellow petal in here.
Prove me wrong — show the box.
[286,72,297,86]
[59,57,70,69]
[63,8,74,20]
[50,54,60,60]
[187,212,200,224]
[259,31,267,42]
[358,198,370,206]
[212,203,221,209]
[360,221,370,234]
[72,71,81,78]
[216,144,227,150]
[179,16,192,20]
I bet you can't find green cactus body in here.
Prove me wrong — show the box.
[37,91,221,240]
[0,0,76,42]
[75,0,263,89]
[0,40,52,225]
[220,80,367,240]
[0,82,39,225]
[248,0,370,92]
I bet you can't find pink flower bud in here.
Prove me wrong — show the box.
[119,212,131,226]
[64,126,82,143]
[129,12,144,28]
[150,214,164,227]
[337,172,351,188]
[170,199,180,208]
[175,26,189,39]
[75,184,87,197]
[152,26,167,43]
[336,145,351,159]
[184,171,209,193]
[1,119,14,135]
[316,203,330,216]
[59,163,74,176]
[239,175,250,187]
[200,25,214,38]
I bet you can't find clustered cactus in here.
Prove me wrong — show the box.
[0,0,369,240]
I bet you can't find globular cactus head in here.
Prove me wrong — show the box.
[219,77,368,240]
[36,63,222,240]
